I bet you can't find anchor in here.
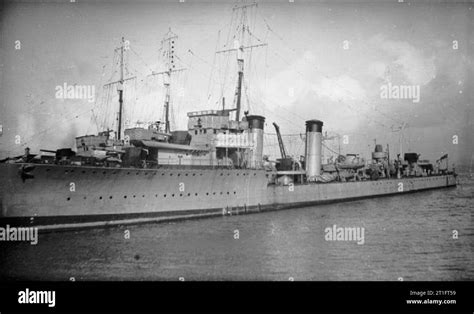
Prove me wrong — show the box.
[19,164,35,182]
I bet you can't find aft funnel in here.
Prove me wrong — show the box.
[305,119,323,177]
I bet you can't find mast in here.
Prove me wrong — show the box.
[235,54,244,121]
[216,2,266,122]
[162,30,176,134]
[390,121,408,159]
[150,29,185,134]
[104,37,136,141]
[117,37,124,140]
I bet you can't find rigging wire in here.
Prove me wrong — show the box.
[86,63,108,134]
[130,46,155,74]
[322,142,340,156]
[205,31,220,106]
[258,10,404,129]
[219,7,237,103]
[2,99,105,152]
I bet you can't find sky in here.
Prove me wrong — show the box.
[0,0,473,165]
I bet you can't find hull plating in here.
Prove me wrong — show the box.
[0,163,457,230]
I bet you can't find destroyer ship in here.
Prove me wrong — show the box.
[0,4,457,231]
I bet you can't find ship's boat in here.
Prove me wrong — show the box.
[335,154,366,170]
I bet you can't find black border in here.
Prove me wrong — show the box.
[0,281,472,313]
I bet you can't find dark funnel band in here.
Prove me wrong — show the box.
[306,120,323,133]
[246,115,266,130]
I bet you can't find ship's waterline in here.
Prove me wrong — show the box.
[1,175,471,281]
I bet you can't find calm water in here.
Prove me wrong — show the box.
[1,174,473,281]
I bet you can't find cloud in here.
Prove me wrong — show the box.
[261,50,367,106]
[311,75,366,103]
[368,34,436,86]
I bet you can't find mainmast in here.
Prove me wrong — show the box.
[118,37,124,140]
[216,2,267,122]
[391,121,408,158]
[150,29,185,134]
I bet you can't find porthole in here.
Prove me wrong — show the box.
[99,196,103,200]
[164,194,167,198]
[67,197,71,201]
[109,196,113,199]
[172,194,175,197]
[124,195,127,199]
[133,195,136,198]
[195,193,198,196]
[187,193,191,196]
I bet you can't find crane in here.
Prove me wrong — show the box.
[272,122,287,159]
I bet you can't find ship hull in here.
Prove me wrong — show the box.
[0,163,457,231]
